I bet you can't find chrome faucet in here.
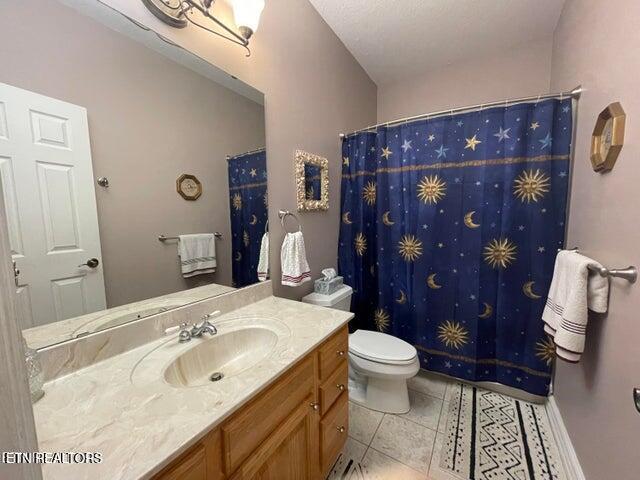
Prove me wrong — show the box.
[176,310,221,343]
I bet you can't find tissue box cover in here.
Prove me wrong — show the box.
[314,276,343,295]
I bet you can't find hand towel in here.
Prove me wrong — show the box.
[542,250,609,362]
[281,231,311,287]
[257,232,269,282]
[178,234,217,278]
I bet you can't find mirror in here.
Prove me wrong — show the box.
[0,0,268,349]
[295,150,329,211]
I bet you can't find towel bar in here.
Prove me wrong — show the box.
[158,233,222,241]
[559,248,637,283]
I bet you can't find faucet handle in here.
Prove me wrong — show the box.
[202,310,222,321]
[164,322,189,336]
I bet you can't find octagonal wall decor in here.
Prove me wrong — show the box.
[591,102,626,172]
[176,173,202,200]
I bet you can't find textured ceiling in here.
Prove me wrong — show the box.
[308,0,565,85]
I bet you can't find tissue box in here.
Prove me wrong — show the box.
[314,275,343,295]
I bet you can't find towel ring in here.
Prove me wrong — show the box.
[278,210,302,233]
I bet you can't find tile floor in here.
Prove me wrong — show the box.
[333,369,456,480]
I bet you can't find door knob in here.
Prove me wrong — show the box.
[634,388,640,413]
[78,258,100,268]
[12,260,19,287]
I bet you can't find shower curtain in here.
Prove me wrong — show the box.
[338,99,572,396]
[228,149,268,288]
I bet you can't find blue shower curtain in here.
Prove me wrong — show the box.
[304,164,322,200]
[228,150,267,288]
[338,99,572,396]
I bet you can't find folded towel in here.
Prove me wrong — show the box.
[281,231,311,287]
[257,232,269,282]
[178,234,217,278]
[542,250,609,362]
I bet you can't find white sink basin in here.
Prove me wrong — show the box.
[163,327,278,387]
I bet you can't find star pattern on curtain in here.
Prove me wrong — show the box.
[228,150,267,288]
[338,99,572,396]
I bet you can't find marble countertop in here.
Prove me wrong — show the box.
[24,283,236,350]
[33,296,353,480]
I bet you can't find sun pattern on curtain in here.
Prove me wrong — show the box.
[228,149,268,288]
[338,99,572,396]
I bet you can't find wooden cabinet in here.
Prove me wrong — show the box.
[229,395,317,479]
[319,361,348,416]
[157,443,207,480]
[320,393,349,474]
[154,326,348,480]
[221,356,315,474]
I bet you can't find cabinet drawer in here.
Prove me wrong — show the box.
[318,326,348,381]
[222,355,314,475]
[319,360,347,416]
[320,392,349,474]
[154,443,206,480]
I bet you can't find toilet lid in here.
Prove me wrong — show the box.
[349,330,417,364]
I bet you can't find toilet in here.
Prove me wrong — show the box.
[302,285,420,414]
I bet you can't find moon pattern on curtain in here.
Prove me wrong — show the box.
[338,99,572,396]
[228,150,267,288]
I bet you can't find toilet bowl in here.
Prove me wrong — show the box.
[348,329,419,414]
[301,286,419,414]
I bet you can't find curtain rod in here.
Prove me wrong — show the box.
[226,147,266,160]
[339,86,583,139]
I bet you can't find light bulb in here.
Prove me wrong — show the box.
[231,0,265,39]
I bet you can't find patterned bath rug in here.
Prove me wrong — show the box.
[440,384,566,480]
[326,452,366,480]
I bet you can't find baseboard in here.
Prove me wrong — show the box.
[545,396,586,480]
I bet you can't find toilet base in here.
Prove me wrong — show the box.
[348,371,411,414]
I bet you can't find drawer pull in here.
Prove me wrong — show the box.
[336,383,345,391]
[310,402,320,411]
[337,350,345,357]
[336,426,345,433]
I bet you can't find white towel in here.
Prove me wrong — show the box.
[542,250,609,362]
[178,234,217,278]
[257,232,269,282]
[281,231,311,287]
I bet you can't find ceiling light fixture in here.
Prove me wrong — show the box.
[141,0,265,56]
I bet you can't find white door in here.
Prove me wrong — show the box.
[0,82,106,329]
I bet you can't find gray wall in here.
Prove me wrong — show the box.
[550,1,640,478]
[377,39,553,122]
[96,0,378,300]
[0,0,265,307]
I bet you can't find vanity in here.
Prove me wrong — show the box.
[154,324,348,480]
[32,290,353,479]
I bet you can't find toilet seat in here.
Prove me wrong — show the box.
[349,330,417,365]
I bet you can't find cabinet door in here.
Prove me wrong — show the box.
[155,443,207,480]
[222,356,315,474]
[230,395,319,480]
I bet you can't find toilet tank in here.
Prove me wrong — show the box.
[301,285,353,311]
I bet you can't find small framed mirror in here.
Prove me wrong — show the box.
[295,150,329,211]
